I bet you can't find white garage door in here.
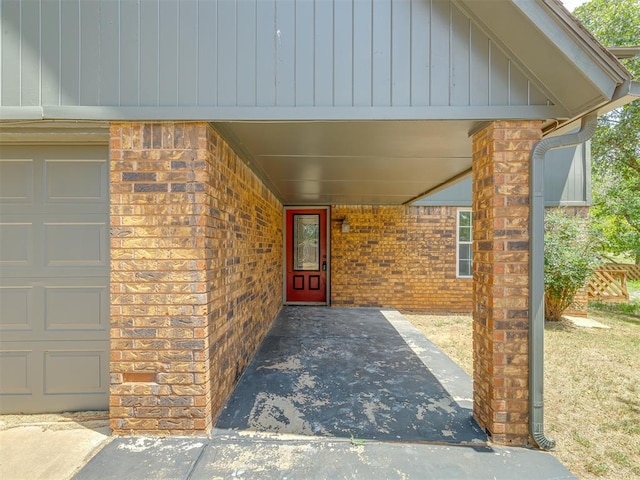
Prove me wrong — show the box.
[0,145,110,413]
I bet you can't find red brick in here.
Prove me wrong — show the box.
[123,372,156,383]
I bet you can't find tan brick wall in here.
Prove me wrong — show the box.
[330,205,473,312]
[109,122,282,435]
[472,120,542,446]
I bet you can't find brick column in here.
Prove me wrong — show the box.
[109,122,283,436]
[471,120,542,446]
[109,123,215,435]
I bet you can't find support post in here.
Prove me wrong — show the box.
[471,120,542,446]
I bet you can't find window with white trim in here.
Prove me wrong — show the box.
[457,209,473,278]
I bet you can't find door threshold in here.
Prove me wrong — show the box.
[284,302,329,306]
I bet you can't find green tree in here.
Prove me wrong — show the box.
[544,210,601,321]
[573,0,640,263]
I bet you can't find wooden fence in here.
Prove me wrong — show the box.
[588,269,629,303]
[600,263,640,281]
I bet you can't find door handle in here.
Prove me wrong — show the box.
[322,261,327,271]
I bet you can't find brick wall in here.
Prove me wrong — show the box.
[109,122,282,435]
[472,120,541,446]
[330,205,472,312]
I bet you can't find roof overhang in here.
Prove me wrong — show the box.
[219,0,638,205]
[2,0,637,206]
[454,0,631,119]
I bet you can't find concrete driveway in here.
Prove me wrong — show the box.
[0,412,110,480]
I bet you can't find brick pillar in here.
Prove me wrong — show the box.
[471,120,542,446]
[109,123,214,435]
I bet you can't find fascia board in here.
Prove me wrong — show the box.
[540,0,632,80]
[544,79,639,136]
[514,0,626,96]
[0,107,44,120]
[597,79,640,116]
[31,105,567,122]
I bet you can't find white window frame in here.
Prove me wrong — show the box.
[456,208,473,278]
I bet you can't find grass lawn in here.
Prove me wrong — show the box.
[404,285,640,479]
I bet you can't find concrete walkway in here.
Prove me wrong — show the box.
[74,307,574,479]
[215,307,484,444]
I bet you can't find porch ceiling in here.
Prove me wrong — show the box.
[214,120,475,205]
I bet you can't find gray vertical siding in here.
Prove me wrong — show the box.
[1,0,555,110]
[18,0,38,105]
[256,0,276,106]
[543,143,590,206]
[40,0,60,106]
[415,144,590,206]
[120,1,139,106]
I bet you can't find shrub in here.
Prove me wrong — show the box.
[544,210,601,321]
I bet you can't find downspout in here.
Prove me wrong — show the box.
[529,113,598,450]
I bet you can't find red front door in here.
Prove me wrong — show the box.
[285,208,328,303]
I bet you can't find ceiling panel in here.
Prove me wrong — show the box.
[215,120,476,205]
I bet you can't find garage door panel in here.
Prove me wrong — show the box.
[0,222,34,266]
[45,285,107,331]
[1,278,108,341]
[0,341,109,414]
[1,214,108,278]
[44,159,107,204]
[0,350,32,395]
[1,152,107,216]
[0,159,34,203]
[44,222,108,267]
[44,349,107,394]
[0,286,35,332]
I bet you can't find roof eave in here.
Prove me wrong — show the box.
[540,0,632,83]
[598,79,640,115]
[458,0,634,122]
[544,79,640,135]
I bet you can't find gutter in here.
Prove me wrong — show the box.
[529,113,598,450]
[608,46,640,59]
